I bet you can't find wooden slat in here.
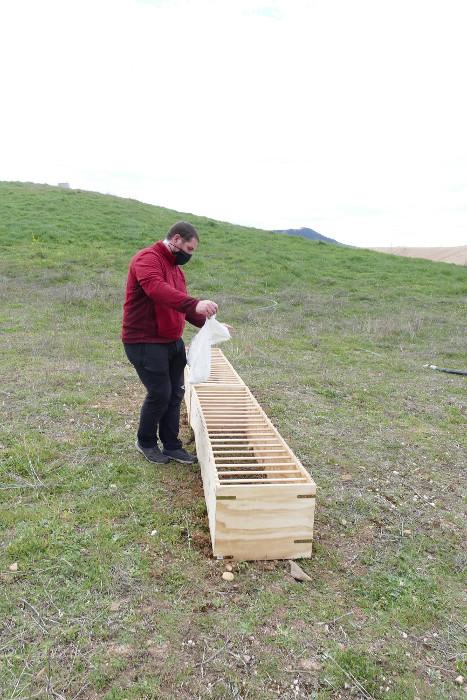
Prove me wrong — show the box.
[210,442,281,446]
[215,465,296,471]
[218,477,308,484]
[214,455,293,461]
[210,427,271,437]
[210,439,279,443]
[205,418,262,422]
[201,404,254,408]
[203,412,262,417]
[205,417,264,421]
[213,448,287,452]
[217,470,301,476]
[205,422,267,426]
[201,408,261,412]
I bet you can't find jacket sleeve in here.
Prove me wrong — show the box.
[134,249,200,314]
[185,312,207,329]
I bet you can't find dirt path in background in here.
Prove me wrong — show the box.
[368,245,467,265]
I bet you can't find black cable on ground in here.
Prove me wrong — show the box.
[424,364,467,376]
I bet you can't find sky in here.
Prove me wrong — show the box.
[1,0,466,248]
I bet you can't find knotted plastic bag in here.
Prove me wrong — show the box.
[187,316,231,384]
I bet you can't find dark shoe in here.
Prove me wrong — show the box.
[135,440,169,464]
[162,447,198,464]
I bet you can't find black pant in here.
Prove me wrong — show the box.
[124,340,186,450]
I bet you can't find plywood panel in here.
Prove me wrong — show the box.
[215,485,315,560]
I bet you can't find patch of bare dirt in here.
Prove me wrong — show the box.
[367,245,467,265]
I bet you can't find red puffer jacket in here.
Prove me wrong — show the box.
[122,241,205,343]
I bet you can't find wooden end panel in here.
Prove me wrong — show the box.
[213,485,315,561]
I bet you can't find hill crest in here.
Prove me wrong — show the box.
[275,227,344,245]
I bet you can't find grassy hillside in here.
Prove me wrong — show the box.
[1,181,466,699]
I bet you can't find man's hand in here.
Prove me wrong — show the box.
[196,300,218,319]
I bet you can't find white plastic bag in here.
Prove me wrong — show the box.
[187,316,231,384]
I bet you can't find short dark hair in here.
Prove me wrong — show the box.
[167,221,199,242]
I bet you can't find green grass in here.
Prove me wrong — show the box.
[0,181,466,699]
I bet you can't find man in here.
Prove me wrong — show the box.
[122,221,218,464]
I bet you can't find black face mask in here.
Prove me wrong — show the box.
[171,243,191,265]
[174,248,192,266]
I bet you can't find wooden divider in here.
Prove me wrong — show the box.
[185,349,316,560]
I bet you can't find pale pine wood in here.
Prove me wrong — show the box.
[184,349,316,560]
[215,484,315,560]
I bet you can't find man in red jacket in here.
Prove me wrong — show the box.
[122,221,218,464]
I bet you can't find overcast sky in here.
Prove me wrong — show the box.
[1,0,466,247]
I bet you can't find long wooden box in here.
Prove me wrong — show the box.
[185,349,316,561]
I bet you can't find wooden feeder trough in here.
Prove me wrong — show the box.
[185,348,316,561]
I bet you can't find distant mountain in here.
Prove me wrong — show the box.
[275,227,344,245]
